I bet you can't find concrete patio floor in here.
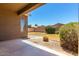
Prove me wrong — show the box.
[0,39,57,56]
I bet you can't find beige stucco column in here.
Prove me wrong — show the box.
[22,14,28,38]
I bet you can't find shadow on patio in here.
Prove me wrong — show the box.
[0,39,58,56]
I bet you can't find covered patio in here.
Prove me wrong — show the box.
[0,3,44,41]
[0,3,58,56]
[0,39,57,56]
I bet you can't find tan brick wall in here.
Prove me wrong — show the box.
[0,10,27,41]
[28,28,34,32]
[35,27,45,32]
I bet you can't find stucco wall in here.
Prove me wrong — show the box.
[0,10,26,41]
[28,28,34,32]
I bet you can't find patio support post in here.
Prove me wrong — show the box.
[22,15,28,38]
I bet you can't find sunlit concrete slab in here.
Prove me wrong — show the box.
[0,39,57,56]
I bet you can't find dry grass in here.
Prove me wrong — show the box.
[28,32,60,40]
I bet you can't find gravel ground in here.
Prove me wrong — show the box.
[28,35,73,56]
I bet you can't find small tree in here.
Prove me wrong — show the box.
[35,24,38,26]
[45,26,56,34]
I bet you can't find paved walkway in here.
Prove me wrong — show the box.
[0,39,57,56]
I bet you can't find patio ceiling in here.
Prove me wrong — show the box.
[0,3,28,12]
[0,3,44,15]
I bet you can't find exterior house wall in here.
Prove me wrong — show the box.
[0,10,27,41]
[28,27,45,32]
[32,27,45,32]
[35,27,45,32]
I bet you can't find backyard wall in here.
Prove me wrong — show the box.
[0,10,27,41]
[28,28,34,32]
[34,27,45,32]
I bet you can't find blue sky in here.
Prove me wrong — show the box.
[28,3,78,26]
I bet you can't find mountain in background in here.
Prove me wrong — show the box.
[47,23,64,28]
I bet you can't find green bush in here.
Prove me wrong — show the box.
[55,28,60,34]
[45,26,56,34]
[59,22,79,55]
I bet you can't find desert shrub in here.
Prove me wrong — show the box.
[43,36,49,42]
[59,22,79,55]
[55,30,60,34]
[54,26,63,34]
[45,26,56,34]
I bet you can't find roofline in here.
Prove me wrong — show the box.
[17,3,45,15]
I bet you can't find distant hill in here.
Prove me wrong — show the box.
[47,23,64,28]
[28,23,64,29]
[52,23,64,28]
